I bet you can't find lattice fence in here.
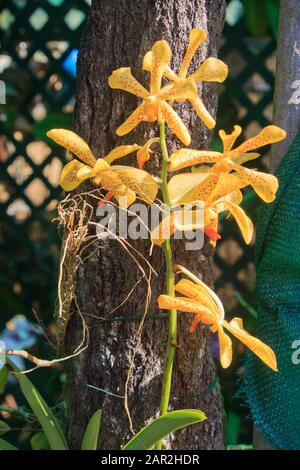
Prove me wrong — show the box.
[0,0,90,322]
[0,0,277,331]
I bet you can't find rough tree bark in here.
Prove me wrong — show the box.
[66,0,226,450]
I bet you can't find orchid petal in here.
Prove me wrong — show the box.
[219,126,242,154]
[93,158,110,172]
[168,173,209,205]
[234,165,278,203]
[111,166,158,204]
[108,67,149,98]
[143,50,179,82]
[116,103,145,136]
[178,29,207,78]
[217,327,233,368]
[192,174,220,202]
[228,125,286,159]
[224,318,278,371]
[175,279,219,315]
[47,129,96,167]
[205,173,248,205]
[215,200,254,244]
[158,295,215,325]
[104,144,140,164]
[150,40,172,94]
[160,101,191,145]
[169,148,223,171]
[232,152,261,165]
[189,95,215,129]
[159,80,197,101]
[190,57,228,83]
[60,160,86,191]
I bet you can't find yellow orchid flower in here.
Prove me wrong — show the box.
[169,125,286,203]
[143,29,228,129]
[151,187,253,246]
[157,271,277,371]
[47,129,158,208]
[109,40,198,145]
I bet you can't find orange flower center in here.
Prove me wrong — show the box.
[139,96,159,122]
[212,157,233,174]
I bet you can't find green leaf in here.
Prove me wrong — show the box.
[123,409,206,450]
[31,432,50,450]
[0,438,17,450]
[81,409,102,450]
[5,359,68,450]
[244,0,268,36]
[0,421,10,436]
[265,0,280,39]
[15,372,68,450]
[0,367,8,394]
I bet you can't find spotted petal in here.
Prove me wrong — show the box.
[160,101,191,145]
[168,172,210,205]
[116,103,145,136]
[205,173,248,205]
[228,125,286,159]
[150,40,172,95]
[47,129,96,167]
[189,95,216,129]
[169,148,223,172]
[143,50,179,82]
[108,68,149,98]
[104,144,140,164]
[159,80,197,101]
[178,29,207,79]
[232,152,261,165]
[224,317,278,371]
[158,295,215,325]
[190,57,228,83]
[175,279,219,315]
[111,166,158,204]
[219,126,242,154]
[215,200,254,244]
[234,165,278,203]
[192,174,220,202]
[60,160,86,191]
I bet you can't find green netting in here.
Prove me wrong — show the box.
[245,132,300,450]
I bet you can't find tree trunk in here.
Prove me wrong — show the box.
[65,0,226,450]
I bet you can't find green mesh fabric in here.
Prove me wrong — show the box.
[245,132,300,450]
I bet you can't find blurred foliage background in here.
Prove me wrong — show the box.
[0,0,279,449]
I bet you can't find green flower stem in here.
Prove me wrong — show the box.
[155,118,177,450]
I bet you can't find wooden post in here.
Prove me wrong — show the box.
[271,0,300,171]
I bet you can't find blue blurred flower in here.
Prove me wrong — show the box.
[0,315,43,369]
